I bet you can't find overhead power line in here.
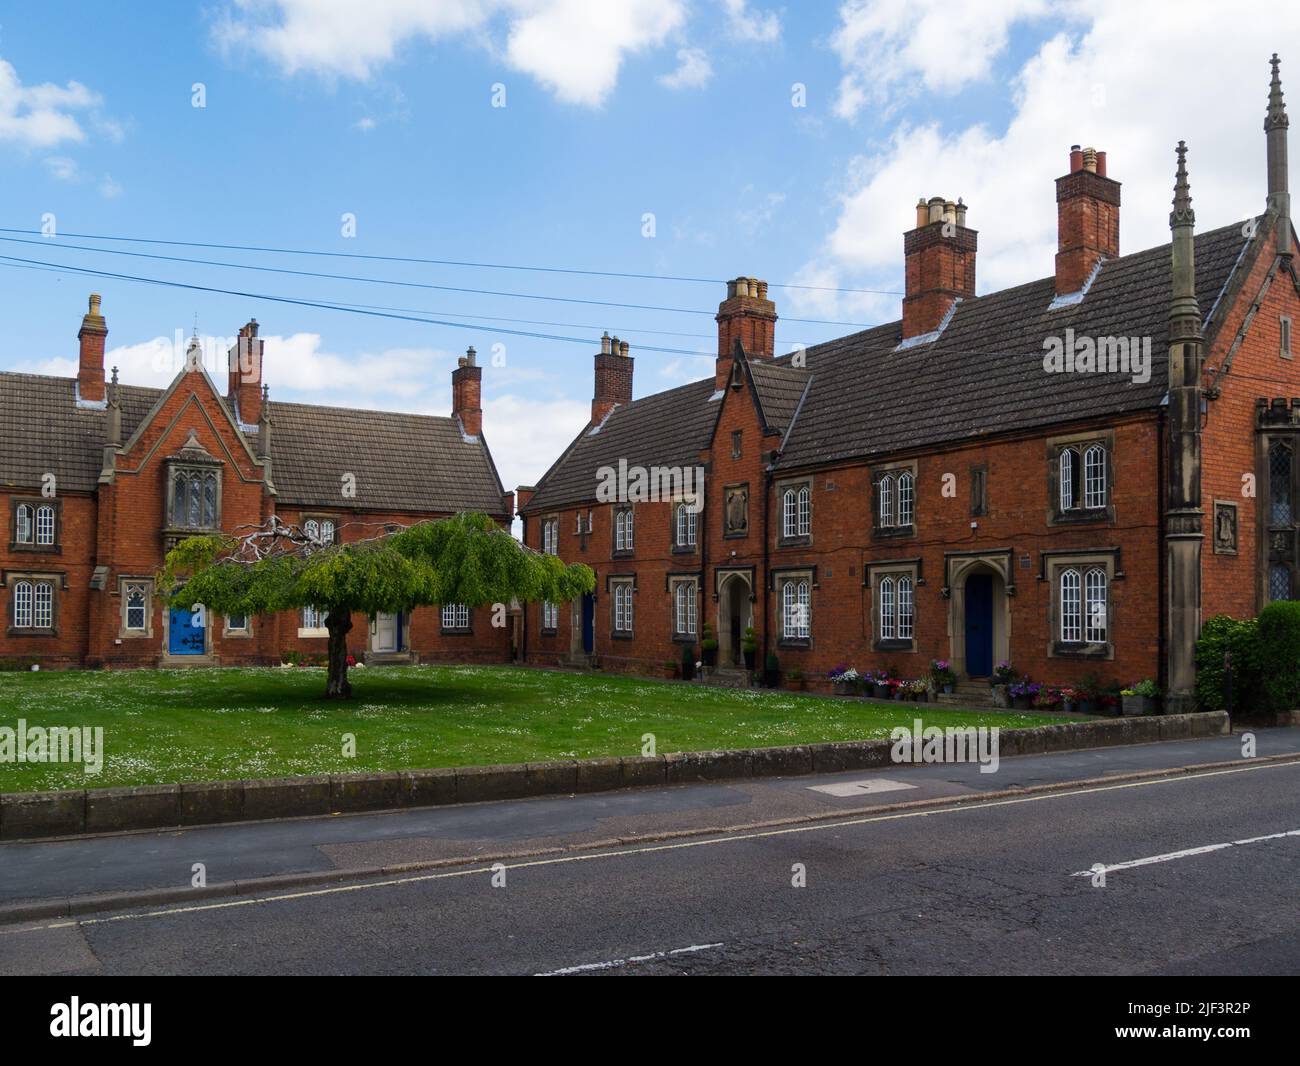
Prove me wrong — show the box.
[0,225,904,297]
[0,235,870,328]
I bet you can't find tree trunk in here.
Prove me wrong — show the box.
[324,610,354,699]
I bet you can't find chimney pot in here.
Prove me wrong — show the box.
[619,340,629,357]
[915,198,929,228]
[1055,144,1121,296]
[601,331,611,355]
[1095,151,1107,177]
[592,334,634,423]
[1083,147,1098,173]
[902,198,976,339]
[77,292,108,403]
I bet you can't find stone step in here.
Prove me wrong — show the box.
[700,668,752,689]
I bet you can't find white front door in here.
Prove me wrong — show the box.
[374,612,399,652]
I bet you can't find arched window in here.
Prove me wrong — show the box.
[35,506,55,545]
[187,474,202,527]
[897,576,914,639]
[614,510,624,550]
[1060,568,1082,642]
[880,475,895,527]
[202,472,218,526]
[303,519,320,542]
[782,579,810,639]
[880,576,896,640]
[1084,567,1108,642]
[897,472,915,526]
[674,581,696,637]
[782,489,797,538]
[1059,449,1076,511]
[173,473,188,526]
[613,583,634,632]
[12,580,33,628]
[676,503,696,547]
[1083,445,1107,508]
[320,519,335,545]
[15,504,33,544]
[797,485,811,536]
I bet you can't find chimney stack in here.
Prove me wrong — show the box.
[1054,145,1121,296]
[77,293,107,404]
[592,331,633,424]
[715,276,777,390]
[902,197,977,339]
[452,345,483,437]
[227,318,264,426]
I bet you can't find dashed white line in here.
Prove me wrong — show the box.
[1072,828,1300,877]
[535,942,723,976]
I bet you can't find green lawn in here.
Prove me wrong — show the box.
[0,665,1057,792]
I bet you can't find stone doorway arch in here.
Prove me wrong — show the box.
[946,553,1013,680]
[716,571,754,667]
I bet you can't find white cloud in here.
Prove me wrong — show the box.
[482,392,590,491]
[43,155,79,181]
[0,58,103,148]
[795,2,1300,321]
[658,47,713,91]
[353,116,377,132]
[831,0,1052,118]
[214,0,685,107]
[99,174,123,199]
[723,0,781,44]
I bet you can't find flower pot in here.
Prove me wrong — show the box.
[991,684,1011,709]
[833,680,851,696]
[874,684,890,699]
[943,684,954,694]
[1079,699,1096,714]
[1062,699,1077,714]
[764,669,780,688]
[743,650,756,671]
[1121,694,1144,716]
[1012,696,1032,710]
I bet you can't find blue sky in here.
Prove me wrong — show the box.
[0,1,1295,492]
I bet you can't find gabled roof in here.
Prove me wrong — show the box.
[523,220,1254,511]
[525,377,718,512]
[0,373,507,514]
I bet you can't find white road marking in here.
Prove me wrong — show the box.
[4,758,1298,937]
[809,778,917,797]
[1073,828,1300,878]
[535,941,723,976]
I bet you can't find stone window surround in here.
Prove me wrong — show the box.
[612,504,635,557]
[1046,429,1115,526]
[164,462,223,533]
[4,569,63,637]
[299,513,340,545]
[872,459,918,538]
[223,612,253,639]
[775,476,812,547]
[671,499,700,554]
[9,496,62,554]
[608,573,636,639]
[771,565,815,648]
[867,559,918,652]
[1041,549,1120,660]
[669,575,699,642]
[117,575,155,639]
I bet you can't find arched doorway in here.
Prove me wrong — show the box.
[947,557,1011,680]
[718,573,753,667]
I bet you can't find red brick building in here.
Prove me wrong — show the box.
[0,312,513,669]
[519,57,1300,710]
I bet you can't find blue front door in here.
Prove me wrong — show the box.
[169,606,206,655]
[964,574,993,677]
[581,594,594,654]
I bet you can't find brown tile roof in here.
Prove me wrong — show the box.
[523,220,1252,509]
[0,373,506,514]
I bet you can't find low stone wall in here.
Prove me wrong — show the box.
[0,711,1228,841]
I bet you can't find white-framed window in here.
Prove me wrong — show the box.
[15,503,33,544]
[676,503,697,548]
[541,600,559,631]
[301,605,326,631]
[1059,449,1076,511]
[614,508,634,552]
[441,603,470,630]
[123,581,149,633]
[1084,567,1108,642]
[781,485,811,538]
[880,576,896,640]
[225,613,249,634]
[35,505,55,545]
[542,518,559,555]
[781,578,810,640]
[897,473,915,527]
[1060,568,1082,642]
[1083,445,1107,509]
[11,578,54,630]
[303,518,336,546]
[673,580,697,637]
[897,575,914,639]
[612,581,634,633]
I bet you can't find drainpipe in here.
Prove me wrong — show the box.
[699,463,709,653]
[1157,408,1167,693]
[761,460,773,668]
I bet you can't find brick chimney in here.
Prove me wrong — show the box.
[902,198,976,339]
[715,276,776,389]
[592,332,633,424]
[452,345,483,437]
[77,293,107,404]
[227,319,264,426]
[1055,145,1120,296]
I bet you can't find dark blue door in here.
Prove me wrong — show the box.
[964,574,993,677]
[169,605,206,655]
[581,594,594,654]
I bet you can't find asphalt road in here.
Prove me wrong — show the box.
[3,733,1299,975]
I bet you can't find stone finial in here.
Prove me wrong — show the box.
[1267,53,1288,131]
[1171,140,1195,228]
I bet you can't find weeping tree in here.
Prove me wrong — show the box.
[161,512,594,698]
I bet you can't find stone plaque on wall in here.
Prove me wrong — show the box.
[1213,500,1238,555]
[724,484,749,535]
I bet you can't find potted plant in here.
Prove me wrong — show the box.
[1059,686,1079,714]
[1032,685,1060,711]
[741,627,757,671]
[764,650,780,688]
[909,678,929,702]
[1075,678,1098,715]
[931,659,957,694]
[665,659,679,679]
[700,623,718,669]
[1121,678,1161,715]
[788,669,807,691]
[1008,678,1040,710]
[828,665,858,696]
[872,669,892,699]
